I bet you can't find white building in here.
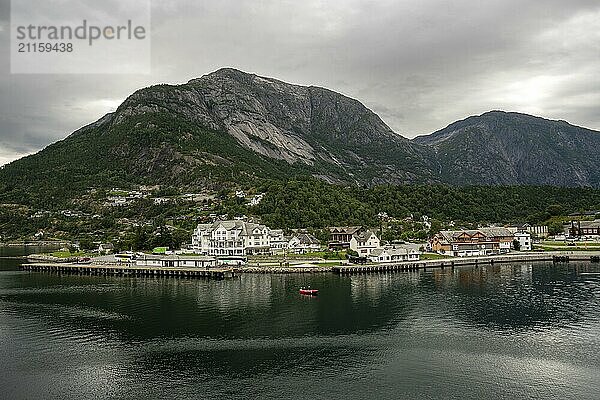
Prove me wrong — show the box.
[136,254,217,268]
[514,232,532,251]
[269,229,289,254]
[192,220,274,256]
[507,224,548,238]
[350,230,380,257]
[369,246,420,263]
[288,233,321,254]
[248,193,265,206]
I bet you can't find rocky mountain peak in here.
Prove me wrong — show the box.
[3,68,599,195]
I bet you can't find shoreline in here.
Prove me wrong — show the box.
[16,250,600,277]
[333,251,600,275]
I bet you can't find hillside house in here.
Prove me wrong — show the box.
[98,243,114,255]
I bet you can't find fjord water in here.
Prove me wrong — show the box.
[1,248,600,400]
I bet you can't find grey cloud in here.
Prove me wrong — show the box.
[0,0,599,164]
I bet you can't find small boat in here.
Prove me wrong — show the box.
[299,287,318,296]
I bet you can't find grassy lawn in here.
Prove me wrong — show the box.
[541,241,600,247]
[420,253,450,260]
[537,248,600,252]
[535,245,600,252]
[300,251,347,260]
[313,261,344,266]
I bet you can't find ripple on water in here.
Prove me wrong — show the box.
[1,259,600,400]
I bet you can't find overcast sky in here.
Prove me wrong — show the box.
[1,0,599,165]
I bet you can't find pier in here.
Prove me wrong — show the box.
[20,262,235,280]
[332,252,600,275]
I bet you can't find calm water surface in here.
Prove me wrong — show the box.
[1,246,599,399]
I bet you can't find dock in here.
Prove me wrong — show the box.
[332,252,600,275]
[20,262,235,279]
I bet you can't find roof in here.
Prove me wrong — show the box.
[479,227,513,237]
[370,248,385,257]
[575,220,600,228]
[291,233,320,245]
[329,226,363,235]
[437,227,513,243]
[371,247,411,257]
[514,231,531,236]
[196,220,269,235]
[352,230,378,244]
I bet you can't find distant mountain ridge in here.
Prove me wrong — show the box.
[413,110,600,186]
[1,68,599,207]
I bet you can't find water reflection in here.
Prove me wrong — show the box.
[414,263,600,332]
[2,250,600,400]
[2,261,600,340]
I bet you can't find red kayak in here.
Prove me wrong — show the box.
[299,288,318,296]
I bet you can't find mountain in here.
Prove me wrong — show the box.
[0,68,440,205]
[413,111,600,186]
[1,69,600,208]
[113,68,436,183]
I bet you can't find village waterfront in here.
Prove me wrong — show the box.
[2,245,600,400]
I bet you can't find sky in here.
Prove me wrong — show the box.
[1,0,599,166]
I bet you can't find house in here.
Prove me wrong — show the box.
[513,231,532,251]
[328,226,363,249]
[430,227,514,257]
[98,243,114,254]
[269,229,289,254]
[247,193,265,206]
[136,254,217,268]
[350,230,380,257]
[568,220,600,237]
[288,233,321,254]
[369,245,420,263]
[191,220,274,257]
[482,227,515,253]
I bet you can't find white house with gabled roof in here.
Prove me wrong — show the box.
[349,230,380,256]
